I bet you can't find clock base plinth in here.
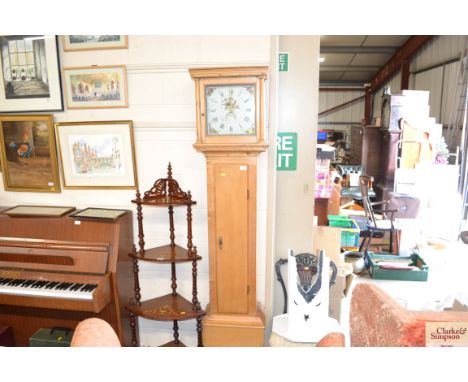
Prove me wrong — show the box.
[202,308,265,347]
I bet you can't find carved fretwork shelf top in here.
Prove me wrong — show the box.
[132,162,196,207]
[129,244,202,263]
[126,293,206,321]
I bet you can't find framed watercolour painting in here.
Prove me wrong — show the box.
[62,35,128,51]
[62,65,128,109]
[55,120,138,189]
[0,114,61,192]
[0,35,63,113]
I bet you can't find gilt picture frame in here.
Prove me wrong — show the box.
[55,120,138,189]
[62,35,128,52]
[62,65,128,109]
[0,35,63,113]
[0,114,61,192]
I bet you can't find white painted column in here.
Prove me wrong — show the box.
[272,35,320,319]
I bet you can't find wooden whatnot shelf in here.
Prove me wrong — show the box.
[126,163,205,347]
[129,244,202,263]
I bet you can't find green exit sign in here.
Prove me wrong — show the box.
[279,52,289,72]
[276,132,297,171]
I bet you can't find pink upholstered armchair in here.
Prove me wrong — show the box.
[349,283,468,346]
[71,318,121,347]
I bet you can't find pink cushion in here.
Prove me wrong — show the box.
[71,318,121,347]
[316,332,345,347]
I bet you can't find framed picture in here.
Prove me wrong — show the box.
[62,65,128,109]
[62,35,128,51]
[0,35,63,113]
[55,120,138,189]
[1,205,75,217]
[0,114,61,192]
[69,207,129,221]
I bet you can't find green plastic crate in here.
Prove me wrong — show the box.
[328,215,354,228]
[341,229,360,247]
[364,252,428,281]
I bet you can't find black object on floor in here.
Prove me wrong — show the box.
[461,231,468,244]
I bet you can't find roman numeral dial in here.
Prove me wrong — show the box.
[205,84,256,136]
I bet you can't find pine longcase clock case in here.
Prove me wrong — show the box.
[190,66,268,346]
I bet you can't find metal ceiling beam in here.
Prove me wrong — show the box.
[319,87,365,92]
[320,65,380,72]
[318,94,366,117]
[369,35,433,91]
[320,80,366,87]
[320,46,398,54]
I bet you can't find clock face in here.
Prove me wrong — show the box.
[205,84,256,136]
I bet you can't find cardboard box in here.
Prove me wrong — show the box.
[330,267,355,299]
[313,225,342,265]
[329,268,356,324]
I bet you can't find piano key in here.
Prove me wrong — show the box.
[0,278,98,301]
[46,281,59,289]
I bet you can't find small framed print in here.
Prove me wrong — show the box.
[0,114,61,192]
[69,207,129,221]
[62,35,128,52]
[0,35,63,113]
[1,205,76,217]
[55,120,138,189]
[62,65,128,109]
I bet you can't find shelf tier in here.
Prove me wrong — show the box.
[160,340,186,347]
[129,244,201,263]
[126,293,205,321]
[132,197,196,207]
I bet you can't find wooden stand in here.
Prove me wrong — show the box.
[126,163,205,347]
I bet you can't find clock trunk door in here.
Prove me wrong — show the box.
[214,163,249,314]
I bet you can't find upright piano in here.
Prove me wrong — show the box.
[0,211,134,346]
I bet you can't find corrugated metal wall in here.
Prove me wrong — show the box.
[412,66,444,122]
[441,61,460,124]
[318,36,468,135]
[318,90,365,146]
[318,90,365,123]
[410,36,468,126]
[411,36,467,72]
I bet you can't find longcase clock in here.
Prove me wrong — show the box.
[189,66,268,346]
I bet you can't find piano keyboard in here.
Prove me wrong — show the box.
[0,277,98,301]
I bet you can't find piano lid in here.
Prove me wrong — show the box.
[0,237,110,275]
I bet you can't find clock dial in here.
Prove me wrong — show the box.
[205,84,256,136]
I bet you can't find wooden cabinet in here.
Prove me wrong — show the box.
[375,129,402,200]
[201,155,264,346]
[212,163,249,314]
[350,125,383,183]
[126,164,205,347]
[350,125,403,201]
